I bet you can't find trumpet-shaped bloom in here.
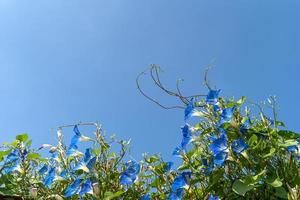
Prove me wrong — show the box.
[38,164,48,175]
[4,161,22,174]
[79,179,93,196]
[84,148,92,162]
[219,106,236,125]
[201,158,214,175]
[120,161,140,185]
[164,161,174,172]
[209,134,228,166]
[240,118,251,134]
[181,124,192,149]
[184,98,196,121]
[231,138,249,156]
[167,188,184,200]
[171,172,191,191]
[44,167,56,187]
[64,178,83,197]
[6,149,19,163]
[172,147,184,157]
[206,89,221,105]
[209,194,220,200]
[287,145,298,153]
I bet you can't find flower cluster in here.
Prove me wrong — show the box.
[0,88,300,199]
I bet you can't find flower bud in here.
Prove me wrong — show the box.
[92,182,100,196]
[30,187,38,198]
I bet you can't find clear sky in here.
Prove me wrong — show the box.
[0,0,299,161]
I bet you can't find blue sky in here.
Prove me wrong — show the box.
[0,0,299,161]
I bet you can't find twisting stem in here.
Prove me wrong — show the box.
[136,64,207,110]
[136,67,185,109]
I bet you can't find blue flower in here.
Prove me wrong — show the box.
[231,138,249,156]
[240,118,251,134]
[287,145,298,153]
[206,89,221,105]
[64,178,83,197]
[120,161,140,185]
[86,156,97,171]
[201,158,214,175]
[181,124,192,149]
[79,179,93,196]
[44,167,56,187]
[66,144,82,157]
[69,125,93,148]
[167,188,184,200]
[4,161,21,174]
[209,134,228,166]
[84,148,92,162]
[172,147,184,157]
[184,98,196,121]
[6,149,19,163]
[171,172,191,191]
[209,134,227,156]
[219,106,236,125]
[140,194,151,200]
[38,164,48,174]
[209,194,220,200]
[164,161,174,172]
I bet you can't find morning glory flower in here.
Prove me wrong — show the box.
[171,172,192,191]
[287,145,298,153]
[4,161,22,174]
[164,161,174,172]
[240,118,251,134]
[86,156,97,171]
[231,138,249,156]
[181,124,192,149]
[167,188,184,200]
[44,167,56,187]
[79,179,93,196]
[206,89,221,105]
[84,148,92,162]
[140,194,151,200]
[172,147,184,157]
[219,106,236,125]
[6,149,19,163]
[66,144,83,158]
[201,158,214,175]
[38,164,48,175]
[184,98,197,121]
[69,125,93,148]
[64,178,83,197]
[209,134,228,166]
[119,160,140,186]
[209,194,220,200]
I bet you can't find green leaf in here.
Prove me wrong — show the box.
[275,121,285,127]
[236,96,246,106]
[104,191,124,200]
[263,148,276,158]
[275,187,288,199]
[279,139,298,147]
[146,155,159,163]
[16,134,29,142]
[266,177,282,188]
[278,130,300,139]
[232,179,254,196]
[27,153,41,159]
